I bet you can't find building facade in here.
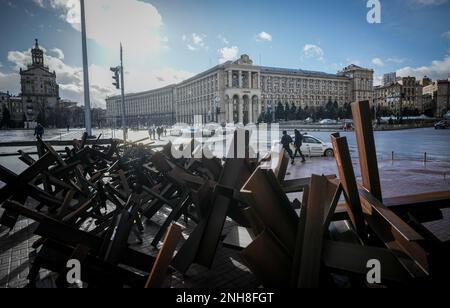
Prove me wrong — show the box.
[20,39,60,123]
[106,55,374,126]
[374,76,425,115]
[106,85,176,127]
[383,72,397,86]
[423,78,450,117]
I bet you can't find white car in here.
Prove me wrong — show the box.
[319,119,337,125]
[274,135,334,157]
[169,126,185,136]
[300,135,334,157]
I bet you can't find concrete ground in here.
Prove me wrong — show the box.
[0,156,449,288]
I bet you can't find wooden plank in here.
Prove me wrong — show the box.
[283,175,336,193]
[150,192,189,247]
[145,223,183,288]
[0,139,121,147]
[384,190,450,210]
[195,158,252,268]
[297,175,341,288]
[290,185,309,287]
[331,133,367,242]
[0,152,56,203]
[322,240,412,284]
[359,188,429,277]
[223,226,256,251]
[56,190,76,220]
[273,148,289,184]
[351,101,383,201]
[240,229,292,288]
[240,167,298,253]
[117,169,131,196]
[62,195,96,223]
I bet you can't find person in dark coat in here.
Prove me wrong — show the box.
[293,129,306,163]
[34,123,44,139]
[281,130,295,165]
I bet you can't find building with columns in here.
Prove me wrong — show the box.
[106,55,374,126]
[106,85,176,127]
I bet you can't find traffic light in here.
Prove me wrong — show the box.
[110,66,120,89]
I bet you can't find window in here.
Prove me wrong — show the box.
[304,137,321,144]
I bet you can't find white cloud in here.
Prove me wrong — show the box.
[33,0,45,7]
[35,0,165,57]
[411,0,448,5]
[182,33,207,51]
[51,48,64,60]
[373,75,383,87]
[443,31,450,39]
[217,35,229,45]
[218,46,239,64]
[386,57,405,64]
[372,57,385,66]
[0,70,20,95]
[256,31,272,42]
[396,56,450,80]
[5,46,193,108]
[303,44,324,61]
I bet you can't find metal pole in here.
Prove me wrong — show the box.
[80,0,92,137]
[120,43,127,141]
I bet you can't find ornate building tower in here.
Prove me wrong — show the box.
[20,39,60,124]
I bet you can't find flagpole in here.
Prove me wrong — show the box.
[80,0,92,137]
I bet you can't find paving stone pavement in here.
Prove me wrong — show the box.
[0,204,261,288]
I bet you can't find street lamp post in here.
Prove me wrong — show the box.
[110,44,127,141]
[120,44,127,141]
[80,0,92,137]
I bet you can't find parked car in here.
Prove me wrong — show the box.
[300,135,334,157]
[434,120,449,129]
[202,123,221,137]
[274,135,333,157]
[319,119,337,125]
[169,125,186,136]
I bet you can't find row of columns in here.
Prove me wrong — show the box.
[227,70,261,89]
[227,96,261,124]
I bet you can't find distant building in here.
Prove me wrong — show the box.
[340,64,374,103]
[374,82,402,113]
[423,78,450,117]
[106,55,374,126]
[0,91,9,122]
[374,76,423,115]
[383,72,397,86]
[0,91,25,127]
[20,39,60,124]
[419,76,432,87]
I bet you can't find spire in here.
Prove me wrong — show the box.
[31,38,44,67]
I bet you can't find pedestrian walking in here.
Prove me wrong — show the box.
[293,129,306,163]
[148,127,153,140]
[34,123,44,139]
[281,130,295,165]
[157,127,162,140]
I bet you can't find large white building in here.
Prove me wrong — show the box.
[106,55,374,126]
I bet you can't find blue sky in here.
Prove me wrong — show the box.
[0,0,449,108]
